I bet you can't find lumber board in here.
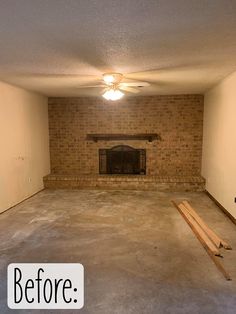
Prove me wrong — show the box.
[220,239,232,250]
[182,200,232,250]
[178,203,221,256]
[182,201,221,248]
[172,201,231,281]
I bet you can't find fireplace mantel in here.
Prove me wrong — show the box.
[86,133,160,142]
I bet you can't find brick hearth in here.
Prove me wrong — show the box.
[44,174,205,191]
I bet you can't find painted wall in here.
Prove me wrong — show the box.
[0,81,50,213]
[202,71,236,218]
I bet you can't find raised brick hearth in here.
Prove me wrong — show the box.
[44,174,205,191]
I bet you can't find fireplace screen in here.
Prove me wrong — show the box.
[99,145,146,175]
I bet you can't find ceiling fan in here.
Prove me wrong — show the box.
[76,72,150,100]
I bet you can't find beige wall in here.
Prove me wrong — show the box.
[0,81,50,213]
[202,71,236,218]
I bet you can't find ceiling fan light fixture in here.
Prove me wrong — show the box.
[102,88,124,101]
[103,74,115,84]
[103,73,123,85]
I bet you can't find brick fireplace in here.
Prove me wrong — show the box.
[44,95,205,191]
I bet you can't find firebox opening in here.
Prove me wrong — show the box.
[99,145,146,175]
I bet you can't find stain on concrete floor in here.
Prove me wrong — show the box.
[0,189,236,314]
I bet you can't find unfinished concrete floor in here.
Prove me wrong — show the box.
[0,189,236,314]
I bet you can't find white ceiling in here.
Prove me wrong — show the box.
[0,0,236,97]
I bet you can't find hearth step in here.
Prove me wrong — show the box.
[43,174,205,192]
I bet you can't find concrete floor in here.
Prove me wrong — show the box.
[0,189,236,314]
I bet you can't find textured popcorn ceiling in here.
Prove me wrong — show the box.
[0,0,236,96]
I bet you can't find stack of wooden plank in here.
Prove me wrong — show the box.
[172,200,232,280]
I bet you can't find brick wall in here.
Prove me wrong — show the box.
[48,95,203,176]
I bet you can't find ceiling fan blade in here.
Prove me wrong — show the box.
[119,86,140,93]
[76,84,106,89]
[120,81,150,87]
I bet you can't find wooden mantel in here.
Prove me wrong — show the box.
[86,133,160,142]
